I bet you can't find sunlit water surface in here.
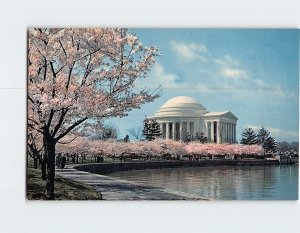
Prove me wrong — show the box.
[109,165,298,200]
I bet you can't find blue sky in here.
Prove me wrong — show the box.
[108,29,299,142]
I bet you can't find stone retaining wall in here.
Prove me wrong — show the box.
[74,159,280,175]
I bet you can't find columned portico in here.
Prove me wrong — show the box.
[148,96,238,143]
[158,120,195,141]
[205,121,222,143]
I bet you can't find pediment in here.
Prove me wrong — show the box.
[223,111,238,120]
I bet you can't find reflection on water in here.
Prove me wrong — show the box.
[109,165,298,200]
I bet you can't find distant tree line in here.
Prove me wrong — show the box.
[89,122,130,142]
[141,121,296,155]
[277,141,299,153]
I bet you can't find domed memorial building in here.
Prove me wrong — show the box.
[148,96,238,143]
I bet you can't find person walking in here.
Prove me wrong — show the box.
[60,156,66,171]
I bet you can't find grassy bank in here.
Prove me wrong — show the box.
[26,165,102,200]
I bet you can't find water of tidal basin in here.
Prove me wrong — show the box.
[109,165,298,200]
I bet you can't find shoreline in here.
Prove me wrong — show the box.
[56,165,209,200]
[74,159,281,175]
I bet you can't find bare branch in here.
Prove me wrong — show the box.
[59,39,67,57]
[55,117,88,142]
[52,108,68,137]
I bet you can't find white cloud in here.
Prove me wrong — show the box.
[135,62,179,89]
[170,45,274,92]
[136,62,215,93]
[170,40,208,62]
[213,55,248,81]
[268,128,298,138]
[254,79,286,98]
[214,55,240,67]
[212,56,287,99]
[254,79,264,86]
[222,68,247,78]
[138,47,289,102]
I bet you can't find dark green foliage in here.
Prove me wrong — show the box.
[194,131,208,143]
[240,126,278,153]
[240,128,257,145]
[143,118,162,141]
[263,136,277,153]
[257,127,270,145]
[257,127,277,153]
[123,134,130,142]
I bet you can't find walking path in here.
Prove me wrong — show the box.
[56,165,208,200]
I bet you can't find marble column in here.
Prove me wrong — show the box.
[222,122,225,143]
[229,123,232,143]
[233,124,236,143]
[191,122,194,138]
[172,122,176,140]
[206,122,210,141]
[187,122,190,134]
[179,122,183,141]
[211,121,214,143]
[160,123,163,138]
[219,122,222,143]
[230,123,233,143]
[166,122,170,139]
[216,121,221,144]
[225,123,229,143]
[227,123,230,143]
[232,124,234,143]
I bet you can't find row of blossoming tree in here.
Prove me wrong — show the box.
[27,28,161,199]
[56,136,264,159]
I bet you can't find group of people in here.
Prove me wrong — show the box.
[55,153,67,170]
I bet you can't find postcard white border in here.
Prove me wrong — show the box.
[0,0,299,233]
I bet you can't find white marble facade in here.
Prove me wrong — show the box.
[148,96,238,143]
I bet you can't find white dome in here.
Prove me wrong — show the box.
[154,96,208,118]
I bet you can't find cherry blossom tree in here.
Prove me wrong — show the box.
[185,142,263,156]
[27,128,43,170]
[28,28,161,199]
[55,136,264,164]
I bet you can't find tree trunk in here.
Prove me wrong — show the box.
[46,139,56,200]
[41,147,47,180]
[41,160,47,180]
[33,158,38,169]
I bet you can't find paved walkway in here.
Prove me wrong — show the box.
[56,165,208,200]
